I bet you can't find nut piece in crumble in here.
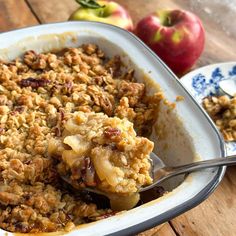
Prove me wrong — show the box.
[50,111,154,196]
[202,95,236,141]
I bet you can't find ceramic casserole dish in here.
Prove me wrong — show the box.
[0,22,225,236]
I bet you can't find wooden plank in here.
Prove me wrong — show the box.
[170,167,236,236]
[0,0,38,32]
[28,0,236,69]
[114,0,236,68]
[138,223,177,236]
[27,0,78,23]
[154,223,177,236]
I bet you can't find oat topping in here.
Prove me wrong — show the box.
[0,44,163,233]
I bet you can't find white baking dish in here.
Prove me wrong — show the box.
[0,22,225,236]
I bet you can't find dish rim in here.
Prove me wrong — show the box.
[181,61,236,80]
[0,21,226,236]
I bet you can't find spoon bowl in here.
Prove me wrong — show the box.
[219,75,236,97]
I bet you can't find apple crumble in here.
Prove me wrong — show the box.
[0,44,163,233]
[202,95,236,141]
[50,112,153,194]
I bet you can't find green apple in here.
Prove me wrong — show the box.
[69,0,134,31]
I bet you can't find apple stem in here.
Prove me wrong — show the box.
[75,0,105,9]
[98,9,105,17]
[165,16,172,26]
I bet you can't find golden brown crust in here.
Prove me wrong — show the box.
[202,95,236,141]
[0,44,163,233]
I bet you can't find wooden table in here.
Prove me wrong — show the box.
[0,1,236,235]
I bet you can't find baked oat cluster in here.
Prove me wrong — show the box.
[0,44,163,233]
[202,95,236,141]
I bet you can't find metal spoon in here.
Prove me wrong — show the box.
[141,152,235,192]
[218,75,236,97]
[62,152,236,195]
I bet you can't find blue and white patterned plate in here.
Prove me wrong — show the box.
[181,62,236,155]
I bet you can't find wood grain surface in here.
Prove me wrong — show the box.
[0,1,236,235]
[171,167,236,236]
[27,0,236,67]
[0,0,38,31]
[27,0,78,23]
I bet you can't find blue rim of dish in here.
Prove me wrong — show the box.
[0,21,226,236]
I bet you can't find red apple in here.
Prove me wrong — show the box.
[69,0,134,31]
[135,9,205,75]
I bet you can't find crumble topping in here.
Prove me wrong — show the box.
[202,95,236,141]
[0,43,163,233]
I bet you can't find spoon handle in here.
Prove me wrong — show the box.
[166,155,236,177]
[141,155,236,192]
